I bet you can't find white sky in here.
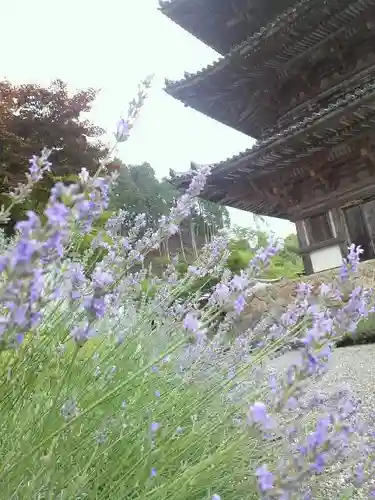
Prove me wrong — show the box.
[2,0,295,237]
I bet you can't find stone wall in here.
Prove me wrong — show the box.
[240,260,375,330]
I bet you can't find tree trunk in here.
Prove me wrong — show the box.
[190,221,198,259]
[179,231,186,261]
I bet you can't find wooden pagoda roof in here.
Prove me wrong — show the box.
[159,0,296,55]
[169,79,375,218]
[165,0,375,140]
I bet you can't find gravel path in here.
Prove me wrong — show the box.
[268,345,375,498]
[270,344,375,419]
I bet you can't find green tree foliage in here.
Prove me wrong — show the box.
[196,198,231,235]
[227,229,303,278]
[110,161,174,230]
[109,160,230,237]
[110,164,302,279]
[171,230,303,311]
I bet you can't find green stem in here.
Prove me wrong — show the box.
[0,337,186,480]
[41,345,79,431]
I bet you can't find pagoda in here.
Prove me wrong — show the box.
[159,0,375,275]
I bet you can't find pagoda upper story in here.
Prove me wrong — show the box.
[161,0,375,140]
[159,0,297,55]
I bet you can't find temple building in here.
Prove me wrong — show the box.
[160,0,375,274]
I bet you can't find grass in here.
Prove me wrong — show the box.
[336,312,375,347]
[0,297,271,499]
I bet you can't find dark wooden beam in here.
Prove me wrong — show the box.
[298,237,345,254]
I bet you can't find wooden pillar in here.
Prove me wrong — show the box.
[361,199,375,256]
[295,220,313,275]
[329,208,349,257]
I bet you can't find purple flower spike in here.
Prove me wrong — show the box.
[183,313,200,333]
[45,202,70,227]
[311,453,326,474]
[211,283,230,305]
[249,402,275,430]
[15,333,24,345]
[230,274,248,291]
[28,150,51,182]
[16,210,41,236]
[115,118,130,142]
[234,294,246,314]
[92,269,113,289]
[151,422,160,433]
[340,244,364,281]
[71,322,95,346]
[354,463,365,487]
[256,464,274,492]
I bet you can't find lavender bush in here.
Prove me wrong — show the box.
[1,85,375,499]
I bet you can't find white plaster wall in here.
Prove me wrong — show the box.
[310,244,343,273]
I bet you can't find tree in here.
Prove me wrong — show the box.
[227,228,303,278]
[0,79,107,222]
[109,161,230,258]
[110,161,174,230]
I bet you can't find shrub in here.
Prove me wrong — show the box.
[336,312,375,347]
[1,88,375,499]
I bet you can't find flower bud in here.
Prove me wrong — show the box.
[115,118,130,142]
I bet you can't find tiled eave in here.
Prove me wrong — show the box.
[165,0,375,139]
[169,80,375,215]
[159,0,298,55]
[165,0,375,92]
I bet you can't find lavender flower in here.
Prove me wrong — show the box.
[115,118,130,142]
[92,269,113,289]
[230,273,248,291]
[183,313,200,333]
[256,464,274,492]
[83,267,114,321]
[186,165,211,197]
[61,399,79,421]
[233,294,246,314]
[210,283,230,305]
[340,243,364,280]
[71,322,95,346]
[28,148,52,182]
[78,167,90,184]
[151,422,160,433]
[65,262,86,300]
[158,165,212,239]
[45,202,70,227]
[249,238,283,272]
[249,402,275,431]
[2,91,375,500]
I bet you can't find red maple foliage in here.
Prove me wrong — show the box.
[0,79,107,190]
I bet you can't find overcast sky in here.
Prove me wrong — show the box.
[2,0,295,236]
